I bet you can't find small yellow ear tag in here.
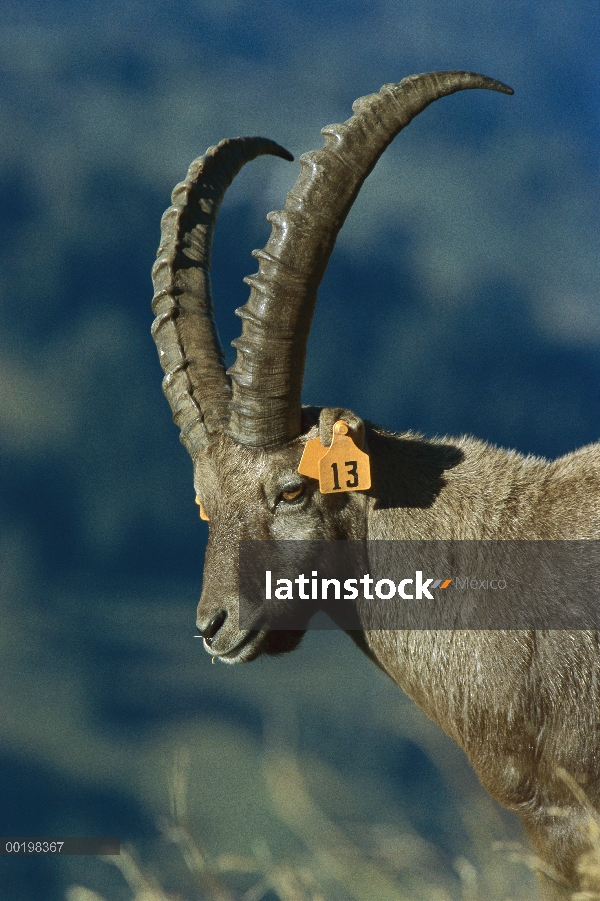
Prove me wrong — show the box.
[318,421,371,494]
[195,496,209,521]
[298,421,371,493]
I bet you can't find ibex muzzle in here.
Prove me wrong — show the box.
[152,72,600,900]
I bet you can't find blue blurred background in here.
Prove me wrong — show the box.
[0,1,598,898]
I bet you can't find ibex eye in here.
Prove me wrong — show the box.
[281,486,304,503]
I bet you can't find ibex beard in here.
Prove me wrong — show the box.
[152,71,600,901]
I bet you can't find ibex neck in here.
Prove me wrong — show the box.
[365,427,548,540]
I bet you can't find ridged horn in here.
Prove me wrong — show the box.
[151,137,293,457]
[227,71,513,447]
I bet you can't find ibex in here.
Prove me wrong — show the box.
[151,72,600,899]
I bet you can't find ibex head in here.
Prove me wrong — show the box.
[151,72,513,664]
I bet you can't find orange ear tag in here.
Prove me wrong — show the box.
[297,437,328,479]
[195,496,209,521]
[318,421,371,494]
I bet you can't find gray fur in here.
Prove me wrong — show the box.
[195,416,600,900]
[152,73,599,900]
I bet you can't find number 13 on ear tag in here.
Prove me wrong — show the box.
[318,421,371,494]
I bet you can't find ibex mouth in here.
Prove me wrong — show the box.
[207,630,262,663]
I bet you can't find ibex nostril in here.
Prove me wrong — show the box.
[198,611,227,644]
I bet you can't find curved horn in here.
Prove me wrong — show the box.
[227,71,513,447]
[151,137,293,457]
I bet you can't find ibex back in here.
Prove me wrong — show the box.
[151,72,600,900]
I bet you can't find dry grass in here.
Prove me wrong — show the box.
[557,769,600,901]
[64,750,600,901]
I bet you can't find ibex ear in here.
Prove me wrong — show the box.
[318,408,365,449]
